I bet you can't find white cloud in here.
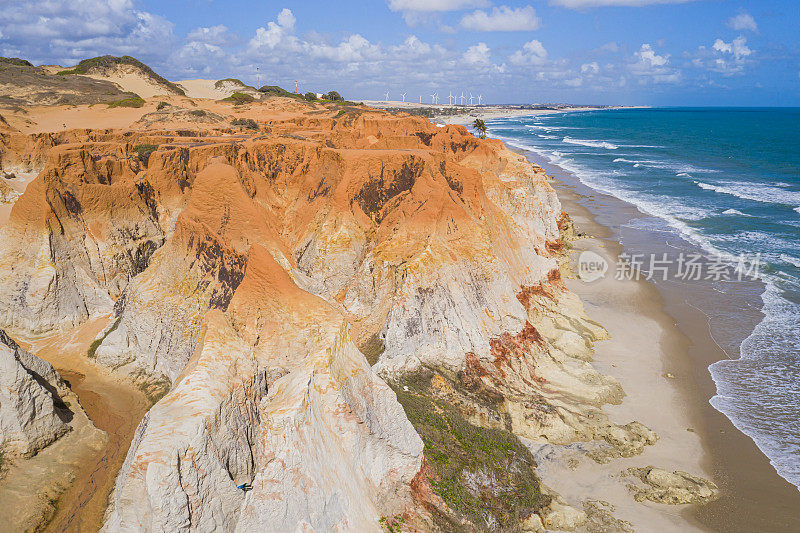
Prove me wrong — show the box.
[387,0,490,12]
[249,8,300,51]
[186,25,234,46]
[460,6,541,32]
[551,0,693,7]
[308,34,382,62]
[636,43,668,67]
[727,12,758,32]
[581,61,600,74]
[509,39,548,65]
[695,36,753,75]
[630,43,680,83]
[0,0,173,65]
[463,42,491,65]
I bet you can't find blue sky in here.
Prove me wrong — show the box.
[1,0,798,105]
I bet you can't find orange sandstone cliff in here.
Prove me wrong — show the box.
[0,96,659,531]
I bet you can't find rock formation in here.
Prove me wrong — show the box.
[0,94,694,530]
[0,330,70,458]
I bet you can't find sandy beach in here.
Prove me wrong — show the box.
[535,152,800,532]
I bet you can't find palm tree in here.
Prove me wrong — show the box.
[473,118,487,139]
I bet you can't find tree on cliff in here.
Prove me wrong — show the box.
[473,118,487,139]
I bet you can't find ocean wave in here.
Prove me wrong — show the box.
[696,181,800,209]
[780,254,800,268]
[613,158,718,174]
[710,280,800,489]
[537,134,559,139]
[562,136,618,150]
[722,208,752,217]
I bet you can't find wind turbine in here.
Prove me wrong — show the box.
[448,91,454,105]
[460,91,465,105]
[419,95,422,103]
[478,94,483,105]
[469,92,475,105]
[401,92,407,102]
[384,90,390,102]
[430,92,436,104]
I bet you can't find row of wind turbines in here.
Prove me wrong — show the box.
[384,91,483,106]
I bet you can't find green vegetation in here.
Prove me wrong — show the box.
[87,318,121,359]
[215,78,248,88]
[188,109,207,117]
[258,85,297,98]
[393,373,550,530]
[231,118,258,130]
[323,90,344,102]
[304,92,318,101]
[0,57,33,67]
[56,55,186,95]
[473,118,487,139]
[379,515,405,533]
[130,368,172,405]
[221,92,256,105]
[156,101,168,111]
[132,144,159,165]
[107,95,145,108]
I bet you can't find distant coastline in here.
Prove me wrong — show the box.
[362,100,648,125]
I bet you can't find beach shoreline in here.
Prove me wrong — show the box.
[525,146,800,532]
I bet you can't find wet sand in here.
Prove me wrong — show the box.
[22,317,150,533]
[545,161,800,532]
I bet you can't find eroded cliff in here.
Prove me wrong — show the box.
[0,97,665,531]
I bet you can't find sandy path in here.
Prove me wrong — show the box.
[22,317,151,533]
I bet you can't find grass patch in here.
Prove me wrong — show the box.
[215,78,248,89]
[393,373,550,530]
[188,109,207,117]
[156,101,168,111]
[231,118,258,130]
[0,57,32,67]
[87,317,121,359]
[132,144,159,165]
[107,95,145,108]
[221,92,255,105]
[131,370,172,405]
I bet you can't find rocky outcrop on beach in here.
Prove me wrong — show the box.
[0,94,700,531]
[624,467,719,505]
[0,330,69,458]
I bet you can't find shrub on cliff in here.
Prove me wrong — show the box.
[107,95,145,108]
[221,92,256,105]
[231,118,258,130]
[131,144,158,165]
[258,85,293,97]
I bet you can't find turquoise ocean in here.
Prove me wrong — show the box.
[485,108,800,489]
